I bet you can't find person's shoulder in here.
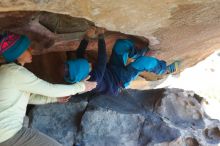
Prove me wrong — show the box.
[0,63,18,71]
[0,63,20,79]
[1,63,32,76]
[1,63,22,71]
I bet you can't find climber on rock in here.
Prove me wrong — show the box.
[63,27,180,96]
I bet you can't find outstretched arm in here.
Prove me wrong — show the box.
[28,94,71,105]
[66,39,89,60]
[28,94,58,104]
[76,38,89,58]
[75,27,96,59]
[89,34,107,81]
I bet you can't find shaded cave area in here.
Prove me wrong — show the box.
[0,11,153,83]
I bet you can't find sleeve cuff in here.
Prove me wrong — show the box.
[75,81,86,92]
[50,98,58,103]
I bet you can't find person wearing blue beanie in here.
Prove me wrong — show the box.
[0,32,31,63]
[64,27,180,96]
[0,32,97,146]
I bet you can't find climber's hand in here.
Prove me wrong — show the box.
[85,26,97,39]
[83,75,97,92]
[96,27,106,35]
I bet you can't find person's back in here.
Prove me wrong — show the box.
[89,63,120,95]
[0,63,28,143]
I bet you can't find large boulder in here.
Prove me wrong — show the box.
[29,101,88,146]
[30,88,220,146]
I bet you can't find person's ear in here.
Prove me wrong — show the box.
[89,63,92,72]
[0,55,6,64]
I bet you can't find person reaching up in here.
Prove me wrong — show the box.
[63,27,180,96]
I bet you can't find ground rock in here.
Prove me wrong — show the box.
[30,88,220,146]
[30,101,88,146]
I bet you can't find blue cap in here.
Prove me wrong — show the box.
[64,59,90,83]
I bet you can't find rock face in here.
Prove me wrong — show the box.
[30,88,220,146]
[29,100,88,146]
[0,11,157,81]
[79,108,145,146]
[1,2,220,81]
[1,1,220,70]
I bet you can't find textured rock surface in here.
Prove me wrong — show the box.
[78,108,145,146]
[30,88,220,146]
[29,101,88,146]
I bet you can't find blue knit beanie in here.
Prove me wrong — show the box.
[64,59,90,83]
[0,32,31,62]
